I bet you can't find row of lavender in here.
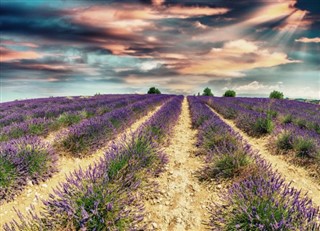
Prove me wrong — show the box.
[188,96,319,230]
[55,94,171,157]
[0,95,119,125]
[0,94,126,118]
[0,95,147,141]
[0,95,170,203]
[209,97,319,133]
[203,96,320,134]
[4,96,183,230]
[202,96,320,179]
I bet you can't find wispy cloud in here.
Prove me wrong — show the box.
[0,46,43,62]
[179,40,299,77]
[295,37,320,43]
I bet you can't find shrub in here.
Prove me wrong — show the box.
[236,112,274,137]
[223,90,236,97]
[147,87,161,94]
[281,114,293,124]
[0,137,57,202]
[269,90,284,99]
[295,118,307,129]
[211,174,320,230]
[253,117,274,136]
[275,131,294,152]
[209,150,251,178]
[0,156,18,188]
[202,87,214,96]
[57,113,81,126]
[203,132,238,154]
[294,137,318,158]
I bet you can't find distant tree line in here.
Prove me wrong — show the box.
[147,86,285,99]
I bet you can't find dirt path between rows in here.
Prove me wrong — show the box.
[0,104,164,227]
[144,98,213,231]
[209,107,320,207]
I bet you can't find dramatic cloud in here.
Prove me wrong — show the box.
[180,40,299,77]
[233,81,283,92]
[0,0,319,101]
[295,37,320,43]
[0,46,43,62]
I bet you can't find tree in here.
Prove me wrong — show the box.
[223,90,236,97]
[202,87,213,96]
[269,90,284,99]
[147,87,161,94]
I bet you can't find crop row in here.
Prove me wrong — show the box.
[202,96,320,134]
[4,96,183,230]
[188,96,320,230]
[202,96,275,137]
[201,96,320,179]
[0,95,169,203]
[0,95,149,142]
[0,137,57,203]
[0,94,129,118]
[55,94,171,157]
[0,94,129,128]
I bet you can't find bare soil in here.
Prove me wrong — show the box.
[0,105,163,227]
[143,98,217,231]
[209,107,320,207]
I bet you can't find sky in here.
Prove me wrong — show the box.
[0,0,319,102]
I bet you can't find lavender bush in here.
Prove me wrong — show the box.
[0,136,57,203]
[271,124,320,159]
[212,173,320,230]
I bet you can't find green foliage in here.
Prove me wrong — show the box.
[108,155,130,180]
[57,113,81,126]
[202,87,214,96]
[226,194,293,231]
[0,157,17,187]
[110,118,121,128]
[269,90,284,99]
[8,128,25,139]
[210,151,250,178]
[147,87,161,94]
[253,117,274,136]
[276,132,293,151]
[29,124,45,135]
[146,126,164,141]
[294,138,317,158]
[126,135,156,168]
[96,107,110,115]
[18,145,49,176]
[295,118,307,129]
[267,110,278,118]
[223,90,236,97]
[281,114,293,124]
[203,133,237,153]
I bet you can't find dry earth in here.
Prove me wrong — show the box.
[143,98,217,231]
[209,107,320,207]
[0,104,164,227]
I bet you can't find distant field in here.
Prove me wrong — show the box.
[1,95,319,230]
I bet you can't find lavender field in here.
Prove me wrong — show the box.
[0,94,319,230]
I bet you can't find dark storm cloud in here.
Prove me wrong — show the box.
[295,0,320,14]
[0,4,139,45]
